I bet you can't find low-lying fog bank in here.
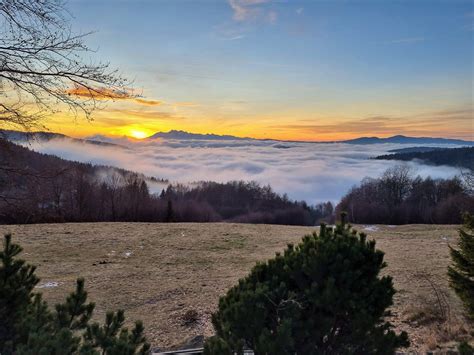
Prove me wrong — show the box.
[23,137,463,203]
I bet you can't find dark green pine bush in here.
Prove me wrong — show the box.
[204,214,409,355]
[449,213,474,353]
[0,234,150,355]
[449,213,474,320]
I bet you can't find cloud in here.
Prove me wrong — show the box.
[66,86,162,106]
[22,135,463,204]
[267,10,277,24]
[229,0,267,21]
[228,0,275,23]
[133,98,163,106]
[98,108,186,122]
[66,86,132,100]
[172,102,199,107]
[271,108,474,139]
[224,34,245,40]
[296,7,304,15]
[465,11,474,31]
[390,37,425,44]
[214,0,276,40]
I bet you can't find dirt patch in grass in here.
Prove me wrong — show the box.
[0,222,471,351]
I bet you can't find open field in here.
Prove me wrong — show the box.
[0,222,472,352]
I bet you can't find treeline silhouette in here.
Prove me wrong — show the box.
[374,147,474,170]
[336,165,474,224]
[160,182,334,225]
[0,140,333,225]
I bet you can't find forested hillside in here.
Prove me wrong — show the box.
[336,166,474,224]
[374,147,474,170]
[0,140,331,225]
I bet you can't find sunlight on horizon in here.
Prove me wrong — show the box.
[128,129,150,139]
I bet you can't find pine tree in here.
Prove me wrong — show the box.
[0,234,39,353]
[83,311,149,354]
[0,234,150,354]
[448,213,474,320]
[458,340,474,355]
[166,199,174,222]
[204,214,409,355]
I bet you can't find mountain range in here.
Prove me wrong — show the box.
[342,135,473,145]
[148,130,250,141]
[0,129,126,148]
[1,129,473,146]
[149,130,473,146]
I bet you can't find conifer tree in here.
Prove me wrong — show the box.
[166,200,175,222]
[204,214,409,354]
[448,213,474,355]
[0,234,40,352]
[448,213,474,319]
[0,234,150,354]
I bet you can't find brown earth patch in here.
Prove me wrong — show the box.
[0,222,471,352]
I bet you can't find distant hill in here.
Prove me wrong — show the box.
[342,135,473,146]
[387,147,448,154]
[0,129,126,148]
[374,146,474,170]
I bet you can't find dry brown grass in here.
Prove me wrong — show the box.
[0,222,472,352]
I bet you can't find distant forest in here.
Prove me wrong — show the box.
[336,165,474,224]
[0,140,333,225]
[374,147,474,170]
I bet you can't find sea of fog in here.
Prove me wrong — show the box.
[24,138,462,204]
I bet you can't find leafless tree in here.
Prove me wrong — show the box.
[106,171,124,221]
[0,0,130,131]
[461,169,474,195]
[380,164,413,206]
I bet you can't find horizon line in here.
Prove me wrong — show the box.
[3,128,474,144]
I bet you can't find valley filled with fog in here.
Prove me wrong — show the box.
[22,136,463,203]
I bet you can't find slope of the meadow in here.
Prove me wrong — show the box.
[0,222,471,352]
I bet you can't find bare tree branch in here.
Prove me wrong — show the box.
[0,0,130,130]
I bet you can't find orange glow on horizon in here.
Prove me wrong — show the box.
[38,122,474,142]
[10,103,473,142]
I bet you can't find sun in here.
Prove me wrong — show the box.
[129,129,149,139]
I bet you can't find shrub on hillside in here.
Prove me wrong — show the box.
[448,213,474,354]
[204,214,409,354]
[449,213,474,320]
[0,234,150,354]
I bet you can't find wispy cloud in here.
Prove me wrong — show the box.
[97,108,186,122]
[228,0,276,23]
[67,86,131,100]
[229,0,268,21]
[224,34,246,40]
[390,36,425,44]
[464,11,474,31]
[66,86,162,106]
[172,102,199,107]
[214,0,276,40]
[270,108,474,140]
[267,10,277,24]
[134,98,163,106]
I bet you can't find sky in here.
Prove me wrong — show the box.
[44,0,473,141]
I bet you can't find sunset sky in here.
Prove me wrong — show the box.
[46,0,473,141]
